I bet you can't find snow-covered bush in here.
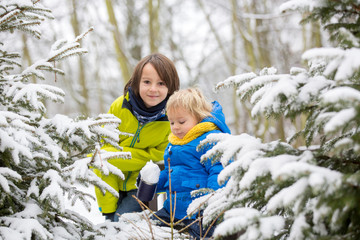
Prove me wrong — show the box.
[198,0,360,239]
[0,1,129,239]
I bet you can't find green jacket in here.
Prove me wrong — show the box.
[93,93,170,213]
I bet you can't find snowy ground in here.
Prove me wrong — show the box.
[65,185,166,225]
[65,185,188,239]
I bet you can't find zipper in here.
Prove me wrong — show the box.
[123,171,132,191]
[130,122,145,147]
[124,122,145,190]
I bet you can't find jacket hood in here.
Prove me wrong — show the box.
[201,101,231,134]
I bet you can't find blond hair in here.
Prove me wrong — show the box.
[166,88,212,121]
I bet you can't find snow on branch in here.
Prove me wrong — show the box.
[215,66,334,118]
[1,216,53,239]
[216,57,357,154]
[279,0,327,13]
[210,1,360,239]
[321,87,360,104]
[198,131,348,239]
[0,51,21,74]
[303,47,360,82]
[0,167,22,193]
[41,113,125,146]
[7,82,65,111]
[315,87,360,138]
[0,113,34,164]
[0,1,54,39]
[321,108,357,134]
[199,133,288,185]
[213,207,285,240]
[214,72,257,90]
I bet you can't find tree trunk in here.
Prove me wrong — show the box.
[230,0,241,134]
[105,0,131,84]
[70,0,89,116]
[22,34,36,83]
[148,0,160,53]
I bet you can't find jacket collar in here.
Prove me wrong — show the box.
[125,88,168,123]
[203,101,231,134]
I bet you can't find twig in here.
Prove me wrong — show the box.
[119,214,150,240]
[132,195,170,227]
[199,210,203,239]
[172,191,177,223]
[174,192,215,225]
[202,209,226,239]
[168,157,174,240]
[177,217,201,233]
[133,196,156,240]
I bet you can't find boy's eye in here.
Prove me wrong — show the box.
[159,82,166,86]
[179,121,185,124]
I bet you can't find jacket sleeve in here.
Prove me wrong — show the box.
[101,132,168,171]
[156,168,168,193]
[204,159,224,190]
[102,95,170,171]
[198,137,225,190]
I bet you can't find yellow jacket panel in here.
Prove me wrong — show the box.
[94,93,170,213]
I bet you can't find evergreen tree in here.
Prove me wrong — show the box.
[193,0,360,239]
[0,1,130,239]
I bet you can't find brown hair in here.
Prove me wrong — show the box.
[166,88,212,122]
[124,53,180,98]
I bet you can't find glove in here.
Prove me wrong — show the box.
[136,173,141,188]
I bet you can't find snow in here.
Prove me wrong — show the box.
[1,0,359,239]
[140,160,160,184]
[298,75,332,103]
[0,226,23,240]
[303,48,360,81]
[0,168,22,193]
[65,185,105,225]
[321,87,360,103]
[279,0,327,12]
[26,178,40,198]
[323,108,356,133]
[40,169,67,212]
[288,214,309,240]
[213,208,284,240]
[65,190,190,238]
[240,154,298,189]
[95,211,186,239]
[1,217,52,240]
[0,128,32,164]
[215,72,257,90]
[250,74,298,115]
[267,178,308,211]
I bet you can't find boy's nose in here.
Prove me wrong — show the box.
[149,84,157,91]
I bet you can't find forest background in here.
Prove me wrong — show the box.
[2,0,326,145]
[3,0,360,239]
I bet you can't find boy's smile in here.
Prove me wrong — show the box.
[139,63,169,108]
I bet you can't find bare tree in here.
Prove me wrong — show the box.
[148,0,160,53]
[105,0,131,85]
[70,0,89,115]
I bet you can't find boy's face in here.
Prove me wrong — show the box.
[139,63,169,108]
[168,107,199,139]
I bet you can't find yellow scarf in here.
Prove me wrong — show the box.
[168,122,219,145]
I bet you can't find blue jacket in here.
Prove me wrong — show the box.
[156,101,231,219]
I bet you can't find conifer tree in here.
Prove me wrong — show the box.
[0,1,130,239]
[192,0,360,239]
